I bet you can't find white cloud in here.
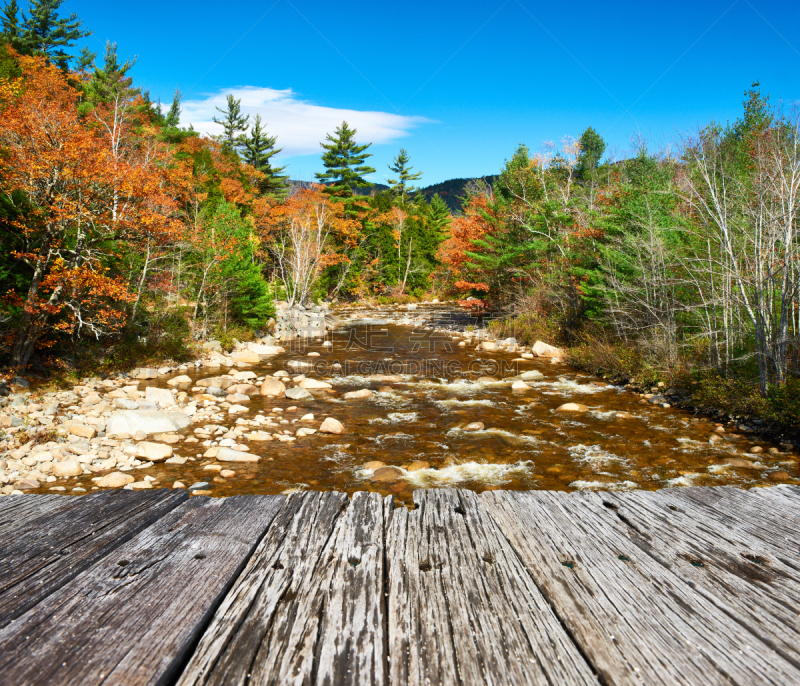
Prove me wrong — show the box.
[181,86,431,158]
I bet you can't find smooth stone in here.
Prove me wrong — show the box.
[511,380,531,391]
[260,378,287,397]
[405,460,430,472]
[166,375,193,386]
[343,388,374,400]
[722,457,756,468]
[532,340,563,358]
[519,370,544,380]
[53,459,83,477]
[145,386,176,407]
[464,422,485,431]
[363,461,385,470]
[319,417,345,434]
[295,427,317,437]
[135,442,173,462]
[370,466,404,483]
[769,471,791,481]
[130,480,153,489]
[556,403,588,413]
[244,343,285,355]
[285,387,312,400]
[97,472,135,487]
[299,378,332,390]
[67,423,97,439]
[106,410,191,437]
[188,481,210,490]
[216,447,259,462]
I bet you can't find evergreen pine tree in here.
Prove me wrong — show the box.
[315,121,375,199]
[576,126,606,178]
[0,0,26,51]
[387,148,422,201]
[80,41,138,109]
[16,0,90,69]
[164,87,182,128]
[212,93,249,153]
[75,44,95,73]
[242,114,288,198]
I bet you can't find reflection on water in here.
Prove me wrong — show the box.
[89,305,798,505]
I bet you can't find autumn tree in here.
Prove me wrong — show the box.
[0,54,177,370]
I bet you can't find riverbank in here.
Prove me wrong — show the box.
[1,302,798,500]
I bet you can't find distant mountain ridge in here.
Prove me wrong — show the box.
[288,175,497,212]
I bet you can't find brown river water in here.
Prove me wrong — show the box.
[73,305,799,505]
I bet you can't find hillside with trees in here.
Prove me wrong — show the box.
[0,0,798,431]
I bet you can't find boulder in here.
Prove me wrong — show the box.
[53,459,83,477]
[319,417,345,434]
[532,340,563,358]
[106,410,191,437]
[260,378,287,397]
[145,386,176,408]
[299,378,332,390]
[285,387,312,400]
[405,460,431,472]
[97,472,135,488]
[343,388,374,400]
[556,403,588,413]
[135,442,173,462]
[114,398,140,410]
[481,341,497,351]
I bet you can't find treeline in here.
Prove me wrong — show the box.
[0,1,452,372]
[443,90,800,425]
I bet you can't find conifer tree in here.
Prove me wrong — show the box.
[79,41,138,110]
[164,87,182,128]
[576,126,606,178]
[388,148,422,201]
[213,93,249,153]
[2,0,90,69]
[242,114,288,198]
[316,121,375,199]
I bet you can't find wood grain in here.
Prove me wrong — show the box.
[385,489,598,686]
[0,494,282,685]
[481,489,800,685]
[0,488,188,627]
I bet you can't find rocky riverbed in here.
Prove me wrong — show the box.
[1,303,798,504]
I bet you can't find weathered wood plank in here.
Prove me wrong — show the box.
[0,494,282,686]
[385,489,598,686]
[0,488,189,628]
[0,493,76,536]
[481,489,800,685]
[651,486,800,553]
[177,490,386,686]
[580,488,800,670]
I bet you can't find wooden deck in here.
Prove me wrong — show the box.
[2,486,800,685]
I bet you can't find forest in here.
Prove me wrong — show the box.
[1,0,798,431]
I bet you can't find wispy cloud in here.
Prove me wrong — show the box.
[181,86,432,157]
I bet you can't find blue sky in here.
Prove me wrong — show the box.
[75,0,800,185]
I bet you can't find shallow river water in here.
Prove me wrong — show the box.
[81,305,798,504]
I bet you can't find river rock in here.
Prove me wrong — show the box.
[532,340,563,358]
[722,457,755,469]
[285,387,312,400]
[464,422,485,431]
[197,375,236,390]
[299,378,332,390]
[53,459,83,477]
[68,423,97,439]
[511,380,531,391]
[14,478,40,490]
[343,388,373,400]
[231,350,260,365]
[106,410,191,437]
[519,370,544,380]
[769,471,791,481]
[130,368,159,379]
[319,417,345,434]
[296,427,317,437]
[114,398,140,410]
[405,460,430,472]
[166,375,192,386]
[97,472,135,488]
[228,383,259,396]
[216,447,259,462]
[363,461,385,470]
[245,343,285,355]
[145,386,176,408]
[260,378,286,397]
[370,466,404,483]
[556,403,588,413]
[481,341,497,351]
[135,442,173,462]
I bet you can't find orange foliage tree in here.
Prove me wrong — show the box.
[0,54,177,370]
